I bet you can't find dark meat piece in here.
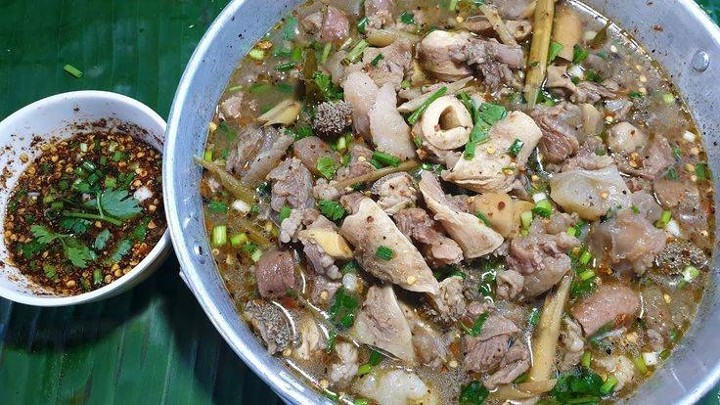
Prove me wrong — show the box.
[654,177,711,249]
[496,270,524,301]
[616,135,674,179]
[362,38,414,89]
[531,104,580,164]
[571,80,617,104]
[267,157,315,212]
[507,218,580,299]
[365,0,396,29]
[459,38,525,92]
[571,284,640,336]
[244,300,294,354]
[463,310,530,389]
[254,250,297,298]
[313,101,353,138]
[226,126,293,186]
[293,136,342,177]
[588,208,666,275]
[560,136,613,172]
[303,6,350,43]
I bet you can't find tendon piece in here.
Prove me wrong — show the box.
[350,285,416,363]
[549,165,632,220]
[344,71,380,140]
[443,111,542,193]
[369,83,417,160]
[340,197,439,294]
[419,171,503,259]
[524,0,556,108]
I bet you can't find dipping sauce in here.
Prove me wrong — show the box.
[5,120,166,296]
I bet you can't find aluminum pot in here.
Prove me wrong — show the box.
[163,0,720,403]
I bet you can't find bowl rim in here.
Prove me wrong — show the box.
[0,90,171,307]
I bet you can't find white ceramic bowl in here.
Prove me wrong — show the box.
[0,90,171,306]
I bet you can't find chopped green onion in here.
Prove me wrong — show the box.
[666,166,679,180]
[407,86,447,125]
[476,211,492,227]
[250,248,263,263]
[628,91,644,99]
[371,151,401,167]
[63,64,83,78]
[275,62,296,71]
[585,68,603,83]
[655,210,672,228]
[370,53,384,67]
[520,211,533,229]
[661,92,676,104]
[631,205,640,214]
[695,162,709,180]
[682,265,700,282]
[508,138,524,157]
[227,85,243,93]
[548,41,564,63]
[346,39,369,63]
[212,225,228,247]
[230,233,249,248]
[93,269,103,285]
[448,0,459,11]
[354,399,370,405]
[357,17,369,34]
[279,205,292,222]
[357,364,373,376]
[581,351,592,368]
[633,355,649,375]
[579,269,596,281]
[291,46,303,63]
[400,11,415,25]
[320,43,332,65]
[375,245,394,261]
[532,199,553,218]
[572,45,590,64]
[579,250,592,265]
[461,312,489,337]
[203,149,213,162]
[567,226,577,237]
[318,199,347,221]
[600,375,618,395]
[400,80,411,89]
[80,143,88,153]
[248,49,265,60]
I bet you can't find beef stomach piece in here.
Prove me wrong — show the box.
[571,283,640,336]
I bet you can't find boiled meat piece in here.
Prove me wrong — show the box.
[419,171,503,259]
[351,285,416,363]
[340,197,439,294]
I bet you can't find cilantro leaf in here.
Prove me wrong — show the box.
[312,71,344,101]
[94,228,111,250]
[551,367,607,404]
[31,225,59,245]
[88,189,142,219]
[64,240,95,268]
[106,239,133,264]
[318,199,346,221]
[59,217,92,234]
[459,381,489,405]
[316,156,339,180]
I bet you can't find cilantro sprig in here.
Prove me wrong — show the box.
[31,225,96,268]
